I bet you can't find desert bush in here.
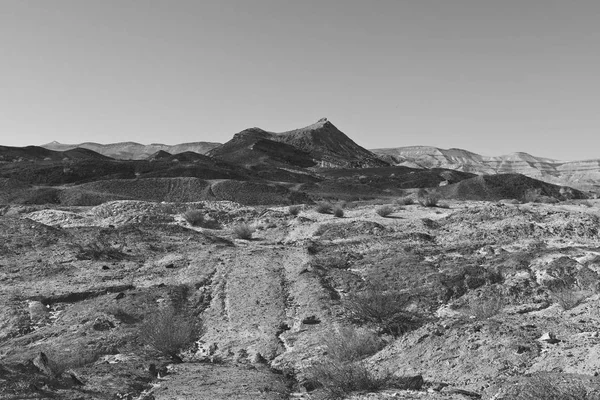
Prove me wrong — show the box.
[500,373,592,400]
[467,294,504,320]
[322,326,384,362]
[332,205,344,218]
[417,191,440,207]
[375,205,394,217]
[315,201,333,214]
[549,286,589,311]
[523,188,542,203]
[288,205,301,216]
[396,196,414,206]
[73,240,126,261]
[182,209,205,226]
[343,283,424,336]
[306,360,392,400]
[44,348,101,378]
[140,306,201,361]
[233,223,255,240]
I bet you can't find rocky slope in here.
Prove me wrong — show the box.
[2,198,600,399]
[209,118,387,169]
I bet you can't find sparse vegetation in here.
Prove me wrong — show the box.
[233,223,255,240]
[549,286,589,311]
[467,292,504,320]
[375,205,394,217]
[523,188,542,203]
[73,239,126,261]
[396,196,414,206]
[315,201,333,214]
[417,190,440,207]
[322,326,384,362]
[332,205,344,218]
[343,283,424,336]
[140,306,201,362]
[306,360,393,400]
[45,347,101,378]
[288,205,301,216]
[182,209,205,226]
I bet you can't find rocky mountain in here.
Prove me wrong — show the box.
[209,118,387,169]
[372,146,600,191]
[42,141,221,160]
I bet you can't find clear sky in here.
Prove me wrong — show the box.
[1,1,599,160]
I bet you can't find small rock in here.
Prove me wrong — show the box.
[115,292,126,300]
[32,352,53,376]
[92,317,115,331]
[102,265,110,270]
[539,332,561,344]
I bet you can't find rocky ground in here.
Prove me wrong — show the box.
[1,198,600,399]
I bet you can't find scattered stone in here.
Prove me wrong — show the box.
[32,352,53,377]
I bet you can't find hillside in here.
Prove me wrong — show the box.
[0,145,113,162]
[42,141,221,160]
[372,146,600,191]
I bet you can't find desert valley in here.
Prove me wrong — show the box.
[1,119,600,400]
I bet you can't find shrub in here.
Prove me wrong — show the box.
[288,205,301,216]
[315,202,333,214]
[44,347,101,378]
[417,191,440,207]
[140,307,201,362]
[343,283,424,336]
[396,196,414,206]
[73,240,126,261]
[523,188,542,203]
[306,360,392,400]
[467,294,504,320]
[182,209,205,226]
[332,205,344,218]
[375,205,394,217]
[233,223,255,240]
[549,286,589,311]
[322,326,384,362]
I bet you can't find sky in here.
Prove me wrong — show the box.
[1,1,600,160]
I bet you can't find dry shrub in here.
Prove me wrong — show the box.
[73,240,126,261]
[44,348,101,378]
[417,191,440,207]
[523,188,542,203]
[288,205,301,216]
[500,373,593,400]
[140,306,201,361]
[182,209,204,226]
[549,286,589,311]
[306,360,392,400]
[322,326,384,362]
[467,294,504,320]
[332,205,344,218]
[375,205,394,217]
[396,196,414,206]
[343,283,424,336]
[233,223,255,240]
[315,202,333,214]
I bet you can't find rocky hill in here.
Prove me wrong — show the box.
[209,118,388,169]
[372,146,600,191]
[42,141,221,160]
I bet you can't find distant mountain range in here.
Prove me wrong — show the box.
[42,141,221,160]
[0,118,597,194]
[371,146,600,191]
